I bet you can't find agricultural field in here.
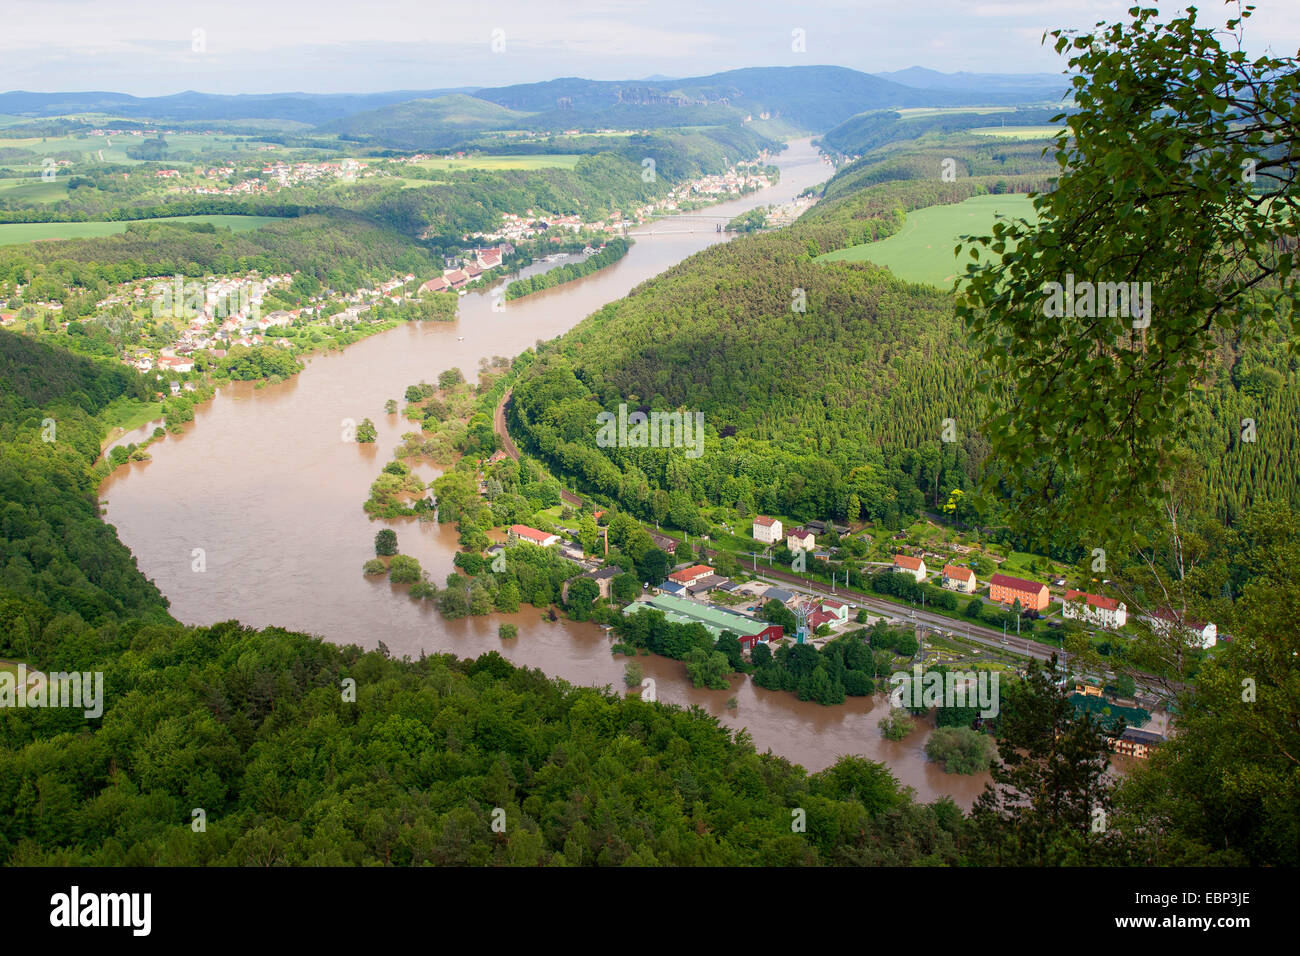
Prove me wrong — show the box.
[0,177,70,202]
[0,130,307,165]
[967,125,1062,140]
[894,106,1020,119]
[816,193,1038,287]
[0,213,284,246]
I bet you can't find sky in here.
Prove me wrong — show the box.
[2,0,1298,96]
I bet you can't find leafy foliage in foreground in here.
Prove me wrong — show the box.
[956,5,1300,541]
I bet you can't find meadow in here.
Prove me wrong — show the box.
[0,214,284,246]
[0,130,304,165]
[0,178,70,202]
[816,193,1039,287]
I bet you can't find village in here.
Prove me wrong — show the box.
[490,507,1186,762]
[457,162,775,246]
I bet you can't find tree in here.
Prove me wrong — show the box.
[926,727,995,775]
[356,418,377,443]
[1116,502,1300,866]
[879,709,915,741]
[498,623,517,639]
[611,572,639,604]
[387,555,422,584]
[578,514,599,555]
[684,647,731,690]
[374,528,398,556]
[565,576,600,621]
[362,559,386,575]
[494,579,521,613]
[438,585,470,619]
[759,599,796,633]
[713,550,739,579]
[714,633,746,671]
[637,548,670,586]
[843,670,873,696]
[674,539,694,563]
[624,660,643,687]
[957,4,1300,539]
[967,655,1122,865]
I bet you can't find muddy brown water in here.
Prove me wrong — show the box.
[99,139,990,805]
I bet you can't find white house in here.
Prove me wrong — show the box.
[508,524,559,547]
[892,553,927,582]
[786,527,816,552]
[752,515,783,545]
[941,564,977,594]
[1141,609,1217,648]
[1063,590,1128,629]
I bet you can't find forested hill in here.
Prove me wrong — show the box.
[507,134,1300,542]
[507,138,1056,533]
[0,331,171,627]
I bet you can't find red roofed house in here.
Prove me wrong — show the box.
[157,355,195,373]
[477,248,502,269]
[1063,590,1127,628]
[419,277,450,294]
[989,573,1049,612]
[941,564,977,594]
[464,263,483,280]
[752,515,783,544]
[807,609,839,631]
[444,269,469,289]
[508,524,558,547]
[818,599,850,624]
[786,527,816,552]
[668,564,714,587]
[892,553,927,582]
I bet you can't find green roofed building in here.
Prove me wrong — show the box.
[624,593,783,650]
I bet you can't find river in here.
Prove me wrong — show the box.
[99,138,990,806]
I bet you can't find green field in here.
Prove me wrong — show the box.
[894,107,1019,119]
[816,193,1039,287]
[0,178,70,202]
[0,214,285,246]
[408,154,583,172]
[0,130,298,165]
[968,125,1063,140]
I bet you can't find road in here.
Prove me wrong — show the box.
[731,559,1058,663]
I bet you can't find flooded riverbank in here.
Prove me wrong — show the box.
[98,140,990,803]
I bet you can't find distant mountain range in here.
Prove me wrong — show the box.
[876,66,1067,96]
[0,66,1068,140]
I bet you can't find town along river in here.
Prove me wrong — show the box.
[99,139,990,806]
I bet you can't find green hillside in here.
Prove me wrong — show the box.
[507,132,1300,549]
